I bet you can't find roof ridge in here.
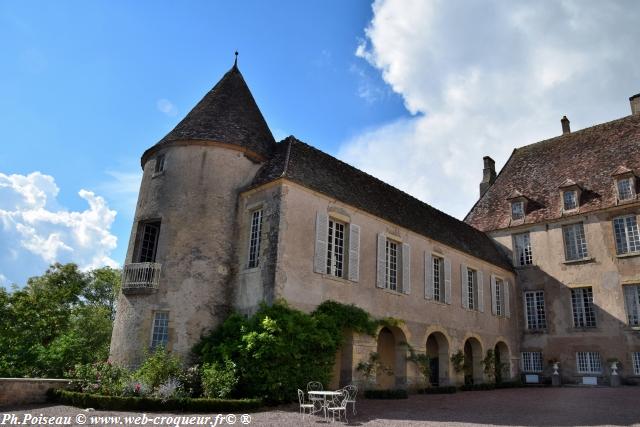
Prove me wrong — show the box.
[285,136,494,239]
[515,113,640,151]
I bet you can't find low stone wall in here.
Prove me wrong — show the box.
[0,378,70,407]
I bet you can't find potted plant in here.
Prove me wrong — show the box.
[548,358,560,375]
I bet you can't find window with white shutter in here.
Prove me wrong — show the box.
[491,276,508,317]
[314,212,360,282]
[427,255,444,302]
[463,266,480,311]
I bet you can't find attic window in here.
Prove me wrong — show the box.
[511,201,525,220]
[563,190,578,211]
[617,177,635,201]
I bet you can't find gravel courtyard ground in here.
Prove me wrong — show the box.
[4,387,640,426]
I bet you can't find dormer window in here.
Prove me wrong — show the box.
[563,190,578,211]
[511,201,525,220]
[617,177,635,201]
[612,166,637,203]
[558,179,582,213]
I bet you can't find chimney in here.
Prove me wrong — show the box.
[631,93,640,116]
[561,116,570,134]
[479,156,496,197]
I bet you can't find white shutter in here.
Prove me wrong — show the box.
[376,234,386,288]
[314,212,328,274]
[402,243,411,294]
[461,264,469,309]
[348,224,360,282]
[444,258,452,304]
[505,281,511,318]
[425,252,433,300]
[477,270,484,312]
[491,275,497,315]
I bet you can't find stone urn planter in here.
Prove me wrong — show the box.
[610,360,621,387]
[550,361,561,386]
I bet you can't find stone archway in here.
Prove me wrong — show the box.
[494,341,511,383]
[376,326,408,389]
[426,332,450,386]
[463,337,483,384]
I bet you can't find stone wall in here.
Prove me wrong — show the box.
[0,378,69,407]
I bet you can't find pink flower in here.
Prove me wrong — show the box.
[135,384,141,393]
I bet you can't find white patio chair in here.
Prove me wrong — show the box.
[343,384,358,415]
[307,381,323,403]
[327,389,349,423]
[298,389,315,420]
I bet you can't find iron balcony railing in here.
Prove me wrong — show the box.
[122,262,161,291]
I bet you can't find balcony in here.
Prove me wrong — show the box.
[122,262,161,294]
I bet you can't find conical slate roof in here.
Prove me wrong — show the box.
[142,64,276,165]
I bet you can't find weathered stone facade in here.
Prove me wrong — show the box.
[109,62,638,389]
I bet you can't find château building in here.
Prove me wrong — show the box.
[110,59,640,387]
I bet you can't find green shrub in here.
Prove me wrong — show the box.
[363,389,408,399]
[135,348,182,389]
[178,365,202,397]
[202,359,238,398]
[193,300,377,403]
[70,361,129,396]
[47,389,262,412]
[418,386,457,394]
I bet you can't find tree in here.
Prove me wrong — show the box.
[0,263,121,378]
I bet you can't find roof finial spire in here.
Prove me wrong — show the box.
[234,50,238,68]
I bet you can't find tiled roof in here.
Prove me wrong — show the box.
[465,114,640,232]
[250,136,513,271]
[141,65,275,166]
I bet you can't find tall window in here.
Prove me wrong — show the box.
[524,290,547,330]
[614,215,640,255]
[563,190,578,211]
[247,209,263,268]
[151,312,169,349]
[571,287,596,328]
[385,240,398,291]
[617,178,634,201]
[623,285,640,326]
[521,352,543,372]
[432,256,444,302]
[514,232,533,266]
[154,154,166,174]
[494,278,504,316]
[511,201,525,220]
[136,221,161,263]
[633,352,640,375]
[576,352,601,374]
[563,223,589,261]
[326,219,345,277]
[466,268,478,310]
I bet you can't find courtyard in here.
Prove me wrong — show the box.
[5,387,640,426]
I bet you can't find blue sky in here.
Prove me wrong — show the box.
[1,0,639,286]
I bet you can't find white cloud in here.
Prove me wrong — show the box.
[0,172,118,286]
[343,0,640,219]
[156,98,178,117]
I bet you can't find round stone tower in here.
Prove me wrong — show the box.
[110,62,275,366]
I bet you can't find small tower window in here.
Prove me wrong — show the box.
[563,190,578,211]
[154,154,166,174]
[511,201,525,220]
[617,177,635,201]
